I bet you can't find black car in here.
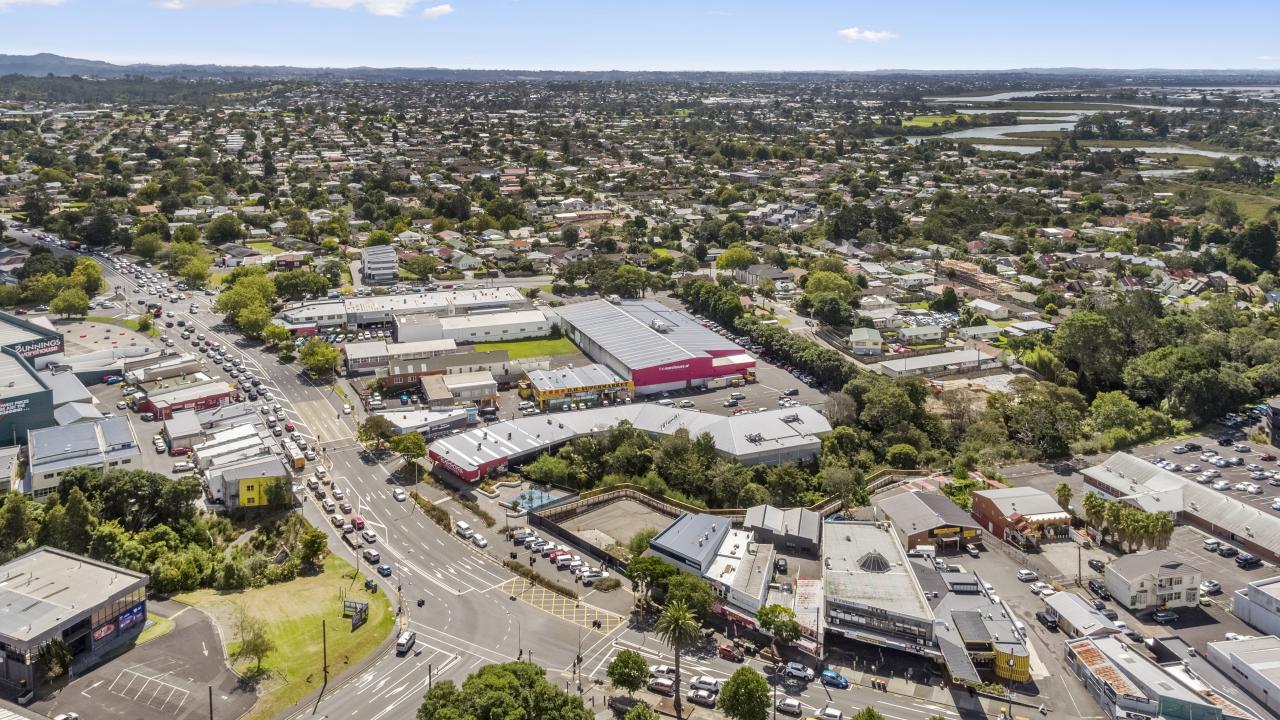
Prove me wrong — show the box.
[775,558,788,575]
[1219,545,1240,558]
[1035,610,1059,630]
[1237,553,1263,569]
[783,388,799,396]
[1088,558,1105,572]
[1088,578,1110,599]
[1219,436,1235,446]
[1185,442,1202,451]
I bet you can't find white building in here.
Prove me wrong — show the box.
[396,310,552,345]
[1233,576,1280,636]
[1206,636,1280,718]
[1104,550,1201,611]
[361,245,399,285]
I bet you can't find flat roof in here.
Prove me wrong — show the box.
[652,513,731,570]
[876,491,980,534]
[822,520,932,622]
[0,352,42,396]
[344,340,389,361]
[436,309,549,330]
[526,363,626,393]
[429,404,830,474]
[0,314,47,348]
[148,380,235,406]
[344,286,525,316]
[556,299,745,371]
[874,348,997,374]
[0,547,147,644]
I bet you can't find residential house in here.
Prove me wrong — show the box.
[1104,551,1201,612]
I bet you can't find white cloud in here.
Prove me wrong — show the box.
[0,0,64,9]
[837,26,899,43]
[155,0,424,16]
[421,3,452,18]
[1257,55,1279,61]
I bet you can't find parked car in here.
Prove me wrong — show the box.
[1016,569,1038,582]
[1088,558,1105,572]
[1088,578,1110,599]
[1152,610,1179,624]
[820,669,849,688]
[1237,553,1263,569]
[686,689,716,707]
[783,662,814,681]
[775,697,803,716]
[1200,580,1221,594]
[688,675,720,693]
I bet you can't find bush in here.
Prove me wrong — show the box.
[455,495,496,527]
[593,577,622,592]
[410,491,451,530]
[502,559,579,600]
[886,443,919,469]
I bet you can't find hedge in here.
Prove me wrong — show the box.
[410,491,451,530]
[502,559,579,600]
[455,495,496,527]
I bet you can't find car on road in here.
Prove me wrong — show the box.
[1088,558,1105,572]
[361,530,377,544]
[783,662,814,681]
[472,534,488,548]
[1016,569,1038,582]
[687,688,716,707]
[688,675,720,692]
[339,502,352,514]
[815,708,844,720]
[343,403,352,414]
[775,697,803,716]
[820,669,849,688]
[362,548,380,563]
[649,664,675,676]
[377,563,392,577]
[393,488,407,501]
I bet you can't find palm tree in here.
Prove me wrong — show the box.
[1054,482,1074,512]
[655,600,701,717]
[1152,513,1175,550]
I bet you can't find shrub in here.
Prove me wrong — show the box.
[455,495,496,527]
[593,577,622,592]
[886,443,919,469]
[502,559,579,600]
[410,491,451,530]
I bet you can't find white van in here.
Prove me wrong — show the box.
[396,631,416,654]
[455,521,474,539]
[656,398,675,406]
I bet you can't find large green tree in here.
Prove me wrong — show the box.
[606,649,649,696]
[717,666,770,720]
[416,661,591,720]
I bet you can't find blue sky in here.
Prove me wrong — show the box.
[2,0,1277,71]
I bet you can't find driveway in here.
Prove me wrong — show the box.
[34,601,257,720]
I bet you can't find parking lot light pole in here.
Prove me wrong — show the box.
[506,610,523,659]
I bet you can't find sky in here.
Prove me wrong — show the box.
[1,0,1278,71]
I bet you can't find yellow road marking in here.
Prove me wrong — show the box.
[497,578,624,634]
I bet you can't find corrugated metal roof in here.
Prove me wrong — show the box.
[557,299,745,371]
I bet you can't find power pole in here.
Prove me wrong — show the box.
[322,619,328,685]
[208,685,213,720]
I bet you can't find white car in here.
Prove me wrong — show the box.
[775,697,803,716]
[1246,483,1263,494]
[1200,580,1221,594]
[1030,581,1052,595]
[471,534,488,548]
[1213,480,1232,490]
[688,675,720,692]
[1272,498,1280,511]
[1016,569,1038,582]
[649,664,675,676]
[361,530,377,544]
[1183,464,1201,473]
[392,488,407,501]
[343,403,352,414]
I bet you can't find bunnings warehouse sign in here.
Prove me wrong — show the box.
[11,336,63,359]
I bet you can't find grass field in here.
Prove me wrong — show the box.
[247,241,287,255]
[897,114,971,127]
[137,613,174,644]
[175,555,394,720]
[474,337,578,359]
[86,315,160,336]
[1151,179,1280,222]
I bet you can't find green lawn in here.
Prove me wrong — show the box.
[175,554,394,720]
[247,241,287,255]
[474,337,578,359]
[86,315,160,336]
[137,612,174,644]
[897,114,972,127]
[1152,179,1280,222]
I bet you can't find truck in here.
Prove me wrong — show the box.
[282,440,306,470]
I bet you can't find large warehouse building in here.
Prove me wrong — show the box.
[0,312,69,443]
[275,286,528,333]
[429,404,830,481]
[556,299,755,395]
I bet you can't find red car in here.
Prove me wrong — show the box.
[168,446,192,457]
[285,422,295,432]
[1262,453,1277,462]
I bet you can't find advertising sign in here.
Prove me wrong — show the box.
[117,603,145,632]
[12,336,63,359]
[92,622,116,642]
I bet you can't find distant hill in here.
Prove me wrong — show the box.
[2,53,1280,84]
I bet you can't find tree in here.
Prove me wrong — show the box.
[1051,311,1124,392]
[274,270,331,301]
[715,245,756,271]
[261,324,292,349]
[82,204,116,246]
[49,287,90,318]
[627,555,676,598]
[22,187,51,226]
[717,667,770,720]
[523,453,574,488]
[606,649,649,696]
[388,432,427,480]
[1054,482,1074,512]
[416,661,591,720]
[885,443,919,469]
[755,604,803,646]
[299,339,340,376]
[655,601,701,717]
[1231,223,1278,271]
[230,606,275,675]
[805,270,856,301]
[180,255,212,288]
[136,314,153,333]
[663,573,715,619]
[35,638,73,682]
[623,705,658,720]
[299,527,328,567]
[930,286,959,312]
[357,415,395,448]
[236,303,273,339]
[69,257,103,295]
[133,232,163,259]
[204,213,244,244]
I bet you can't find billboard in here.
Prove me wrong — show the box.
[117,603,145,632]
[11,335,63,359]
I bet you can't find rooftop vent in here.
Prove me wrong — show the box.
[857,551,891,573]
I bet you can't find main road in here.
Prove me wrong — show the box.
[3,229,989,720]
